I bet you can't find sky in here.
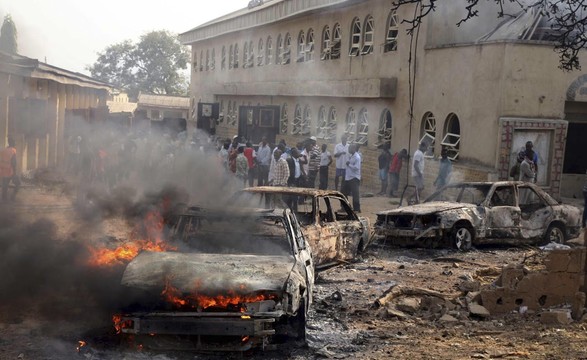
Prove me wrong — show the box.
[0,0,246,75]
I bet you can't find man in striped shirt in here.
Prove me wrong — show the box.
[272,150,290,187]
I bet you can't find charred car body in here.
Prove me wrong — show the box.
[115,207,314,351]
[232,187,371,270]
[375,181,581,250]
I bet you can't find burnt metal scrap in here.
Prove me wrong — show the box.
[115,207,314,352]
[232,187,372,270]
[375,181,581,250]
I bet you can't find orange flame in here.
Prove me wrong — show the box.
[76,340,87,352]
[88,208,176,267]
[112,314,134,334]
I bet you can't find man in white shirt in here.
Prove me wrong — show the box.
[333,134,349,191]
[342,144,361,212]
[410,142,427,203]
[256,137,271,186]
[319,144,332,190]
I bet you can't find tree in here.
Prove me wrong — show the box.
[0,14,18,54]
[394,0,587,71]
[88,30,190,99]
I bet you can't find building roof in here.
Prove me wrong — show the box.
[477,8,561,43]
[107,101,138,114]
[137,93,190,109]
[0,51,112,91]
[180,0,359,45]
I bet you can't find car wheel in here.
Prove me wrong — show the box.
[452,224,473,251]
[544,224,565,244]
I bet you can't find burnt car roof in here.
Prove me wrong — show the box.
[239,186,347,197]
[181,206,285,218]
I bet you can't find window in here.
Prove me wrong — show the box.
[199,50,204,71]
[192,52,197,72]
[292,104,302,135]
[317,106,327,139]
[283,33,291,64]
[327,106,337,140]
[247,40,254,68]
[243,42,249,68]
[349,18,361,56]
[266,36,273,65]
[332,23,342,59]
[219,100,225,123]
[441,113,461,160]
[234,43,239,68]
[378,109,392,145]
[258,38,264,66]
[227,101,233,125]
[306,28,314,61]
[229,45,233,69]
[205,49,210,71]
[210,48,215,70]
[420,112,436,157]
[302,105,312,135]
[361,16,374,55]
[297,31,306,63]
[356,108,369,145]
[345,107,357,142]
[321,26,331,60]
[385,10,399,52]
[280,103,288,134]
[222,46,226,70]
[276,34,283,65]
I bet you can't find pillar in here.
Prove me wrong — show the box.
[57,85,67,167]
[47,82,59,166]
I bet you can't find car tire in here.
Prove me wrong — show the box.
[452,224,473,251]
[543,224,565,245]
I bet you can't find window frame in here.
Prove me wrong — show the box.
[302,105,312,136]
[349,17,362,56]
[420,112,437,158]
[292,104,302,135]
[361,16,374,55]
[306,28,315,61]
[441,113,461,161]
[345,107,357,142]
[258,38,264,66]
[280,103,288,134]
[385,10,399,52]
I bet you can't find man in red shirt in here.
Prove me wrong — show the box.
[243,142,257,187]
[388,148,407,197]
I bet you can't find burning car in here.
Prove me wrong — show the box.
[375,181,582,250]
[232,187,372,270]
[114,207,314,351]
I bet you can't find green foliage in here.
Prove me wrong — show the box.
[0,14,18,54]
[88,30,189,100]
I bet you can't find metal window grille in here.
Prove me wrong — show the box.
[276,35,283,65]
[302,105,312,135]
[280,103,288,134]
[234,44,239,68]
[345,108,357,142]
[283,34,291,64]
[355,109,369,145]
[266,37,273,65]
[297,31,306,63]
[258,39,264,66]
[420,113,436,157]
[332,24,342,59]
[292,105,302,135]
[361,17,374,55]
[222,46,226,70]
[317,106,327,138]
[306,29,314,62]
[199,51,204,71]
[349,19,361,56]
[385,10,399,52]
[321,26,331,60]
[377,109,392,145]
[210,49,215,70]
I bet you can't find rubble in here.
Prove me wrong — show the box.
[540,310,572,325]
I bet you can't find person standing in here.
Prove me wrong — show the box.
[235,146,249,188]
[523,141,539,183]
[272,149,290,187]
[243,142,257,187]
[410,142,427,204]
[388,149,407,197]
[0,137,20,202]
[519,151,536,204]
[256,137,271,186]
[342,144,361,212]
[377,143,392,195]
[319,143,333,190]
[434,148,453,190]
[333,134,349,191]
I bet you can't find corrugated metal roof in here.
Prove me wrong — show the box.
[107,101,137,114]
[137,93,190,109]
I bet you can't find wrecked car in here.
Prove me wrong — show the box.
[231,187,372,270]
[115,207,314,351]
[375,181,582,250]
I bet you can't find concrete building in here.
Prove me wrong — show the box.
[0,51,111,173]
[135,93,190,136]
[180,0,587,198]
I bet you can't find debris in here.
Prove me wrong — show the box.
[540,242,571,251]
[330,291,343,302]
[439,314,458,322]
[395,297,420,314]
[475,267,501,277]
[398,264,405,269]
[386,308,410,319]
[572,292,586,320]
[459,280,480,293]
[375,285,457,308]
[540,310,572,325]
[468,303,491,318]
[315,344,337,358]
[442,270,453,276]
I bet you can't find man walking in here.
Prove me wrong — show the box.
[333,134,349,191]
[0,137,20,202]
[434,148,452,190]
[342,144,361,212]
[388,148,407,197]
[377,143,392,195]
[256,137,271,186]
[272,149,290,187]
[319,143,332,190]
[244,142,257,187]
[410,142,427,204]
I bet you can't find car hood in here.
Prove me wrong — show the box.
[377,201,476,216]
[121,251,296,294]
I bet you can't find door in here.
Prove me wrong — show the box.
[286,210,314,291]
[330,196,363,261]
[485,185,521,239]
[311,196,339,267]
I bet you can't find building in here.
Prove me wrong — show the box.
[0,50,112,172]
[180,0,587,198]
[135,93,190,137]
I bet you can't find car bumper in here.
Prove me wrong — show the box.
[374,226,445,240]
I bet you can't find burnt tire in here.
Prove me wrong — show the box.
[452,224,473,251]
[543,224,565,245]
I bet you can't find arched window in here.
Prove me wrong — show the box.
[385,10,399,52]
[302,105,312,135]
[356,108,369,145]
[210,48,215,70]
[297,30,306,63]
[247,40,254,68]
[266,36,273,65]
[441,113,461,160]
[292,104,302,135]
[205,49,209,71]
[378,109,392,145]
[219,100,225,123]
[227,101,233,125]
[420,112,436,157]
[229,45,233,69]
[233,43,239,68]
[283,33,291,64]
[332,23,342,59]
[345,107,357,142]
[317,106,327,139]
[280,103,288,134]
[199,50,204,71]
[361,16,374,55]
[306,28,314,61]
[327,106,337,141]
[349,17,361,56]
[221,46,226,70]
[258,38,264,66]
[192,50,198,72]
[276,34,283,64]
[243,42,249,68]
[321,25,331,60]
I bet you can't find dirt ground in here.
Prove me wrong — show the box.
[1,181,587,360]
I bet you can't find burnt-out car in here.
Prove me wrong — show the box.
[375,181,582,250]
[232,187,372,270]
[115,207,314,352]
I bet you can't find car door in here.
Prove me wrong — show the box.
[330,196,363,261]
[518,184,553,239]
[285,210,314,295]
[485,185,522,239]
[309,196,339,267]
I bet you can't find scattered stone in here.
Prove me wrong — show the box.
[367,278,375,283]
[398,264,405,269]
[439,314,458,322]
[442,270,453,276]
[468,303,491,318]
[452,262,460,268]
[540,310,572,325]
[572,292,586,320]
[330,291,343,302]
[459,280,480,293]
[386,308,409,319]
[396,297,420,314]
